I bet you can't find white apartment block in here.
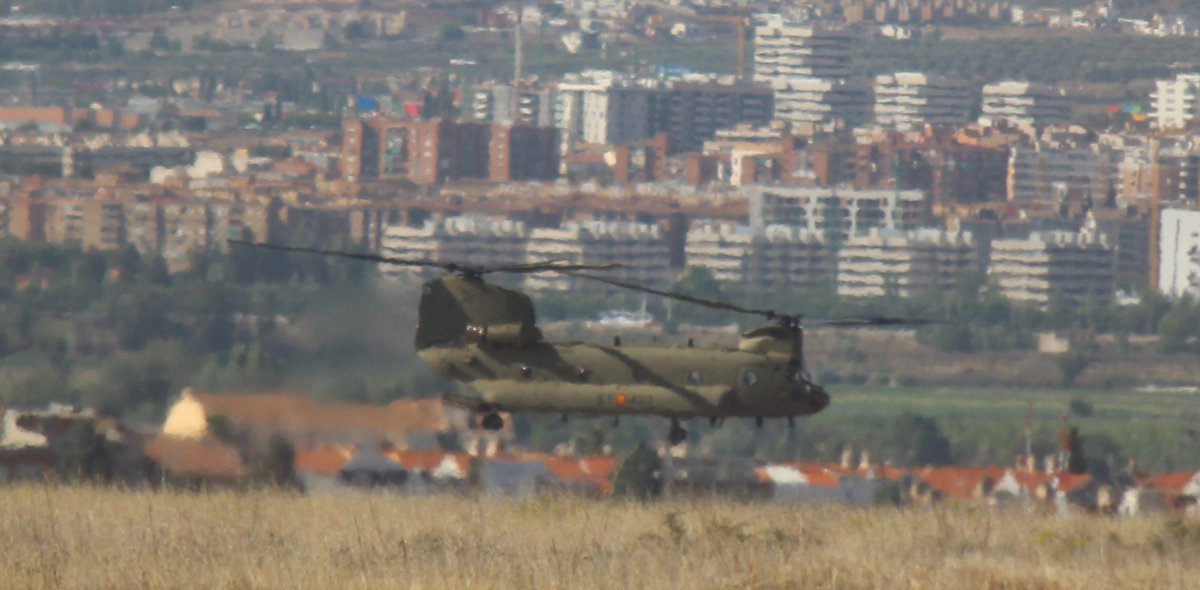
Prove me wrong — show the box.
[750,186,930,241]
[1151,73,1200,130]
[753,17,853,81]
[873,72,975,129]
[382,217,671,291]
[555,72,651,151]
[524,221,671,291]
[685,223,832,292]
[769,77,871,129]
[990,231,1115,305]
[980,81,1071,128]
[837,229,978,298]
[753,17,864,130]
[685,223,753,284]
[575,221,671,286]
[744,224,832,293]
[1007,145,1118,202]
[380,217,529,279]
[1158,208,1200,299]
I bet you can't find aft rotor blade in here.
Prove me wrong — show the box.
[806,317,944,328]
[565,272,787,321]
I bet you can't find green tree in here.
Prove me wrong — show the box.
[439,24,465,42]
[611,441,662,500]
[1158,300,1200,353]
[206,414,237,444]
[884,414,953,467]
[1056,349,1092,388]
[251,433,300,489]
[1065,427,1087,475]
[57,419,112,483]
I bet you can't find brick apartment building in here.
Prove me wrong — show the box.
[806,135,1008,204]
[341,117,558,185]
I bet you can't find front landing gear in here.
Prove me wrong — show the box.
[480,412,504,431]
[668,418,687,446]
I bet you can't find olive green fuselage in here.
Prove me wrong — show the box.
[420,341,830,418]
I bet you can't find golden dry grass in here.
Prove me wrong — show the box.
[2,486,1198,589]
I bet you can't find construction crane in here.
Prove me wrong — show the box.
[705,15,750,82]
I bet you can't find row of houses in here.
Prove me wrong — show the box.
[3,392,1198,516]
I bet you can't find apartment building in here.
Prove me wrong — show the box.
[380,217,671,290]
[750,186,930,241]
[768,77,871,130]
[753,17,853,81]
[837,228,978,298]
[684,223,753,284]
[488,123,560,182]
[340,117,491,185]
[806,135,1009,204]
[1007,145,1118,202]
[980,81,1071,128]
[1151,73,1200,130]
[744,225,833,293]
[380,217,529,279]
[573,221,672,287]
[873,72,976,129]
[1158,207,1200,298]
[753,18,866,130]
[1084,208,1150,290]
[647,81,774,153]
[990,231,1115,305]
[472,83,558,127]
[555,72,653,150]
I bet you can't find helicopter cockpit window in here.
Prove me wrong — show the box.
[688,370,702,385]
[742,371,758,387]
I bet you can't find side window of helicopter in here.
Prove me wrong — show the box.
[742,370,758,387]
[688,370,702,385]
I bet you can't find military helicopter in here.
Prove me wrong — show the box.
[230,240,938,445]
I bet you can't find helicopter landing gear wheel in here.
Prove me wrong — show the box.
[668,419,687,446]
[480,412,504,431]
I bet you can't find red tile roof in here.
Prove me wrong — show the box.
[915,466,1008,500]
[294,446,353,476]
[144,436,245,480]
[1149,471,1198,494]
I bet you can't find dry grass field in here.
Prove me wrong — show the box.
[3,487,1200,589]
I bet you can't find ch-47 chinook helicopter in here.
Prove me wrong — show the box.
[230,240,938,445]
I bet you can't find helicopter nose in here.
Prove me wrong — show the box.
[809,385,830,411]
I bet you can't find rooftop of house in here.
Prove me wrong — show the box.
[144,435,246,480]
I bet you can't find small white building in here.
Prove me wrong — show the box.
[1158,208,1200,299]
[1151,73,1200,130]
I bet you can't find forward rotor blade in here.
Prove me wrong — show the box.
[227,239,472,272]
[493,261,626,274]
[229,241,625,276]
[565,272,787,321]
